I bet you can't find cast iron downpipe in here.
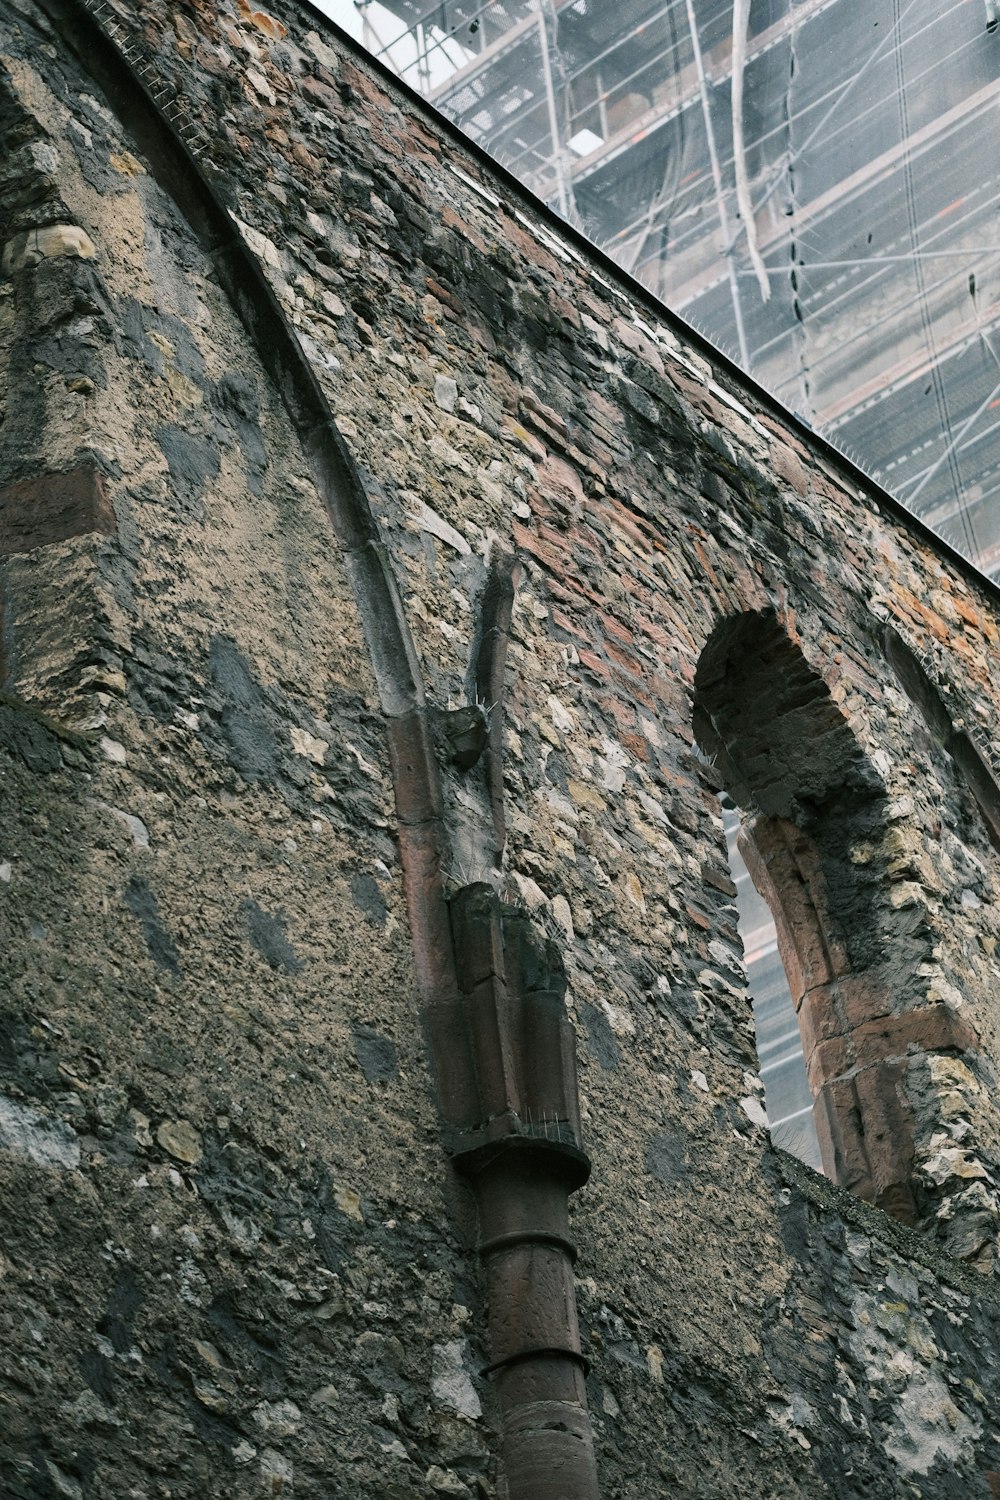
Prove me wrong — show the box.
[446,885,597,1500]
[32,4,603,1494]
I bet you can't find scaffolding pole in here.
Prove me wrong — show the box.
[731,0,770,301]
[734,0,925,250]
[683,0,749,367]
[536,0,573,219]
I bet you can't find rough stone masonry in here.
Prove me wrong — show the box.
[2,0,1000,1495]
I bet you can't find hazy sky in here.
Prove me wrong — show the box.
[310,0,364,39]
[307,1,469,86]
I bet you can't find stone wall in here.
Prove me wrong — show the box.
[2,0,1000,1495]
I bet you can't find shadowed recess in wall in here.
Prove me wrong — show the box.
[884,625,1000,853]
[693,609,970,1233]
[124,874,182,977]
[694,610,881,819]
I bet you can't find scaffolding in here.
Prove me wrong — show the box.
[358,0,1000,581]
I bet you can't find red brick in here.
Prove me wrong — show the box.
[550,608,583,638]
[812,1077,873,1199]
[807,1033,851,1091]
[512,521,563,572]
[798,984,846,1058]
[599,501,652,551]
[605,640,646,679]
[837,973,895,1031]
[739,819,848,1002]
[342,59,394,112]
[888,584,950,642]
[632,612,674,651]
[667,367,729,426]
[0,468,115,555]
[497,212,563,279]
[771,443,810,496]
[813,1060,918,1224]
[684,903,712,931]
[613,677,657,715]
[547,289,582,329]
[545,573,605,610]
[442,203,487,253]
[850,1005,979,1066]
[424,275,463,316]
[577,648,610,678]
[594,692,639,735]
[534,521,574,556]
[521,389,568,437]
[405,119,445,155]
[597,609,634,648]
[853,1061,918,1223]
[691,537,723,593]
[620,732,651,763]
[300,74,338,109]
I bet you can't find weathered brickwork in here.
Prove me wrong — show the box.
[2,0,1000,1495]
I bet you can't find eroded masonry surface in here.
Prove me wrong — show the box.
[2,0,1000,1496]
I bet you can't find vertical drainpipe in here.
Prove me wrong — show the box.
[445,885,599,1500]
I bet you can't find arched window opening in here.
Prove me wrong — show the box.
[722,802,823,1172]
[694,611,955,1228]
